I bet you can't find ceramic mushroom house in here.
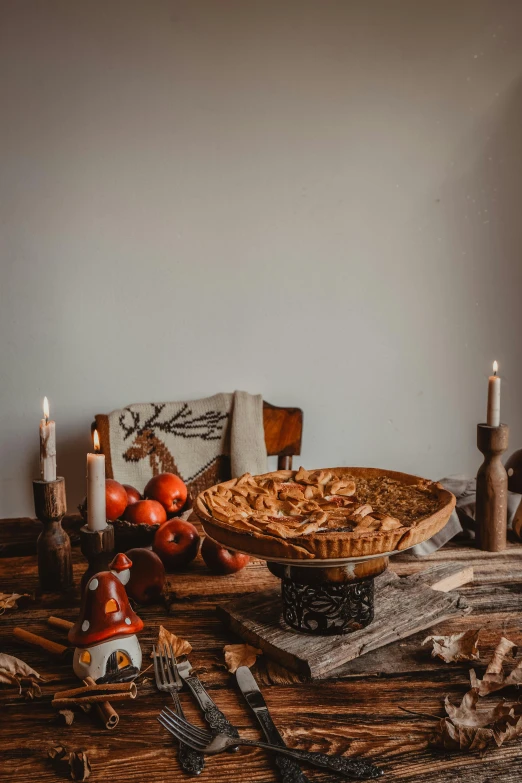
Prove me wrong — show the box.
[68,553,143,683]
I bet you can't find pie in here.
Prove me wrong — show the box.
[195,467,456,560]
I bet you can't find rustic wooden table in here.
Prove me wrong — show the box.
[1,517,521,783]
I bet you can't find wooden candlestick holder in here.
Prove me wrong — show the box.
[33,477,73,592]
[476,423,509,552]
[79,523,115,591]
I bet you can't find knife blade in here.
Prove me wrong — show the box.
[236,666,310,783]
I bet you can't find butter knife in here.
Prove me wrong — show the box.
[176,658,240,740]
[236,666,310,783]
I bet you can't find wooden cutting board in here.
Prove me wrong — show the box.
[217,562,473,679]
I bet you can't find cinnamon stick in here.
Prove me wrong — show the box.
[14,627,68,656]
[84,677,119,730]
[52,680,137,709]
[47,616,74,633]
[57,681,136,700]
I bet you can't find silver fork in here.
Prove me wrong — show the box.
[153,644,205,776]
[158,707,384,780]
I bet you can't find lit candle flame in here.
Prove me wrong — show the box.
[43,396,50,422]
[93,429,100,452]
[493,360,498,376]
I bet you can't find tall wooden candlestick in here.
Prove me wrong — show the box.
[33,477,73,592]
[476,423,509,552]
[79,524,115,592]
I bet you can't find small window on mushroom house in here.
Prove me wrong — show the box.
[117,651,131,668]
[105,598,119,614]
[80,650,91,664]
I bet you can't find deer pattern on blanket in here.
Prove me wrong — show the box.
[112,401,231,497]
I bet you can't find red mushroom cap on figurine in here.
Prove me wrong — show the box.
[68,571,143,648]
[109,552,133,573]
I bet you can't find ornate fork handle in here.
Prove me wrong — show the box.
[184,676,239,739]
[203,704,239,738]
[171,692,205,776]
[255,710,310,783]
[240,741,383,780]
[177,743,205,777]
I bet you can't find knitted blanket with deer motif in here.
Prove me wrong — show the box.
[101,392,267,500]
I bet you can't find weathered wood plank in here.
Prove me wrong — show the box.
[218,565,473,678]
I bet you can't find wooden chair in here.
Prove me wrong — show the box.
[93,401,303,483]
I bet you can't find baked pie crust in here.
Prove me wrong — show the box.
[195,467,456,560]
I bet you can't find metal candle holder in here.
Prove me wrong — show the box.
[79,523,115,592]
[33,477,73,592]
[476,423,509,552]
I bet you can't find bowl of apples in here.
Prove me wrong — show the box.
[79,472,189,549]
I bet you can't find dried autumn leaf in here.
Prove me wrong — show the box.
[223,643,262,673]
[150,625,192,658]
[431,690,511,751]
[0,592,30,613]
[423,629,480,663]
[0,653,42,697]
[470,636,521,695]
[431,688,522,752]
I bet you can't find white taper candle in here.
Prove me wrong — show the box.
[487,361,501,427]
[40,396,57,481]
[87,430,106,531]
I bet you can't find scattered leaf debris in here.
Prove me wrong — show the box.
[48,746,91,781]
[59,709,75,725]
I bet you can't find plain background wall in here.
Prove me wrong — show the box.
[1,0,522,517]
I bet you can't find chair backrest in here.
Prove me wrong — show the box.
[93,401,303,480]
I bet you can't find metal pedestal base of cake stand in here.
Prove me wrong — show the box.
[267,555,389,635]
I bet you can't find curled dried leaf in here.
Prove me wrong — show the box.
[150,625,192,658]
[223,644,262,673]
[0,653,42,698]
[0,592,30,613]
[422,629,480,663]
[470,636,521,695]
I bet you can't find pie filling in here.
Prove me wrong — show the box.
[200,467,445,541]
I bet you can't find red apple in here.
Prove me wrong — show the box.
[144,473,188,516]
[123,484,142,506]
[105,479,128,521]
[123,499,167,526]
[125,547,165,604]
[153,518,200,570]
[201,537,250,575]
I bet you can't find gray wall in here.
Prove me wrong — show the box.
[1,0,521,517]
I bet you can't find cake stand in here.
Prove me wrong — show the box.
[206,536,419,635]
[196,467,456,637]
